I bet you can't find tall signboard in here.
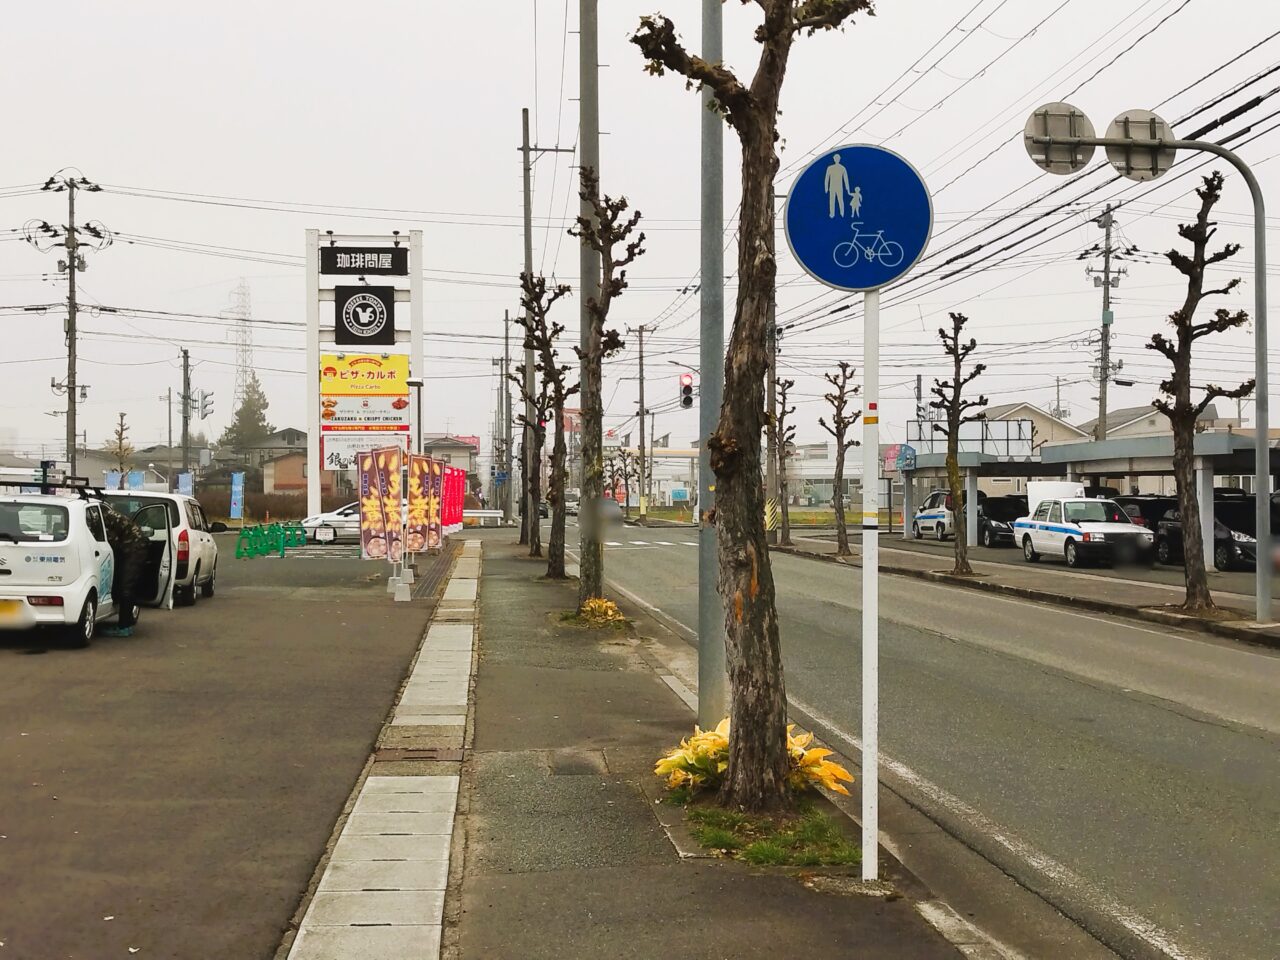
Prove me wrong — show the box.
[306,230,423,521]
[785,145,932,882]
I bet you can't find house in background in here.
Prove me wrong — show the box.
[239,428,307,468]
[424,434,479,475]
[263,451,339,496]
[1075,403,1239,441]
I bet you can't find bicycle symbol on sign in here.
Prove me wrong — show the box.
[833,222,905,270]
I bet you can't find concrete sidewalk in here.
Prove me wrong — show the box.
[452,539,961,959]
[781,534,1280,649]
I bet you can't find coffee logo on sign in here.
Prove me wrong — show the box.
[341,292,388,338]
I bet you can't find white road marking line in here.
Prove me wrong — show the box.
[629,540,651,546]
[915,901,1029,960]
[600,565,1207,960]
[682,541,697,546]
[789,696,1206,960]
[604,541,622,547]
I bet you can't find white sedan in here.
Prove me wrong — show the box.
[302,502,361,542]
[1015,497,1155,568]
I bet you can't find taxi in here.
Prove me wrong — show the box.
[1015,497,1155,568]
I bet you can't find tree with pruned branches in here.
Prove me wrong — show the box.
[107,412,134,474]
[775,377,797,547]
[519,272,578,579]
[930,312,987,576]
[633,0,873,810]
[818,363,861,557]
[1147,171,1254,611]
[570,168,646,608]
[509,338,555,561]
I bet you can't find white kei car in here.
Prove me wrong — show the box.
[302,502,361,543]
[0,493,180,645]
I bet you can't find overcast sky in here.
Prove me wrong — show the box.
[2,0,1277,468]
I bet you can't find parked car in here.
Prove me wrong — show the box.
[0,493,178,645]
[102,491,221,605]
[1015,497,1155,567]
[913,490,955,541]
[1155,498,1258,571]
[565,491,581,517]
[302,501,360,543]
[977,495,1027,548]
[1113,495,1178,530]
[539,500,549,519]
[599,498,624,524]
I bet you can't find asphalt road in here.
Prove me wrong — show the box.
[574,521,1280,960]
[0,541,441,960]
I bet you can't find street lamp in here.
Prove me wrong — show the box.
[406,377,424,455]
[1024,102,1270,621]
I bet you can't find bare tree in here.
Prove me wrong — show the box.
[929,312,987,576]
[775,377,797,547]
[510,347,554,560]
[634,0,873,810]
[108,412,133,474]
[818,363,861,557]
[519,272,578,579]
[1147,171,1254,611]
[617,448,637,518]
[571,167,646,606]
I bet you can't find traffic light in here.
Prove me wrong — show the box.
[678,373,695,409]
[199,390,214,421]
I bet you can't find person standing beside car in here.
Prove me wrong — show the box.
[101,504,147,630]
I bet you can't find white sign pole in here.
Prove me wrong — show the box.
[409,230,424,454]
[861,287,880,881]
[305,229,322,520]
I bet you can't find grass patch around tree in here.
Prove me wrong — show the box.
[686,803,860,868]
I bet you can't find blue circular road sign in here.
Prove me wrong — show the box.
[784,144,932,292]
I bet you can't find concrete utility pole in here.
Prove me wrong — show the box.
[766,294,778,544]
[165,388,173,491]
[181,349,191,474]
[1090,204,1119,441]
[64,181,79,477]
[504,309,514,524]
[697,0,727,727]
[635,324,648,521]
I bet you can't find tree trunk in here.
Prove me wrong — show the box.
[779,458,792,547]
[518,445,530,545]
[1172,414,1214,609]
[547,414,568,579]
[623,469,631,518]
[528,429,544,558]
[578,317,604,604]
[832,442,850,556]
[711,105,790,812]
[945,423,972,576]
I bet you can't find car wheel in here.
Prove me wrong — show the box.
[1023,537,1039,563]
[201,567,216,598]
[1214,543,1232,571]
[912,522,922,540]
[67,594,96,647]
[935,523,946,542]
[1065,540,1082,568]
[1156,539,1172,566]
[981,527,992,548]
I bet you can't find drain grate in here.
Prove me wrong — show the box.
[374,746,465,762]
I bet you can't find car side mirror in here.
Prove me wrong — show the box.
[209,521,229,533]
[140,526,155,539]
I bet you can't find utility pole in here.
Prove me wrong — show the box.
[504,308,514,524]
[181,349,191,474]
[635,324,648,521]
[64,182,79,477]
[915,374,924,422]
[1088,204,1123,441]
[520,108,575,542]
[697,0,727,727]
[650,410,657,505]
[766,295,778,544]
[164,388,173,492]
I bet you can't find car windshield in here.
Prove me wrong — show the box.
[105,494,181,526]
[0,502,70,542]
[1063,500,1129,524]
[1215,500,1256,535]
[984,499,1025,521]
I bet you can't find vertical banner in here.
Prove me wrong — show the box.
[357,451,388,560]
[126,470,145,491]
[406,455,430,553]
[104,470,122,491]
[373,445,404,563]
[427,458,443,549]
[177,472,194,497]
[229,471,245,521]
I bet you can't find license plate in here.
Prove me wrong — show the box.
[316,527,336,543]
[0,599,23,623]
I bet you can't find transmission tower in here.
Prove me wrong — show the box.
[227,279,254,406]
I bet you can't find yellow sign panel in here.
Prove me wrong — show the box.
[320,354,409,396]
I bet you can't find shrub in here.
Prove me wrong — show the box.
[577,597,627,626]
[655,720,853,798]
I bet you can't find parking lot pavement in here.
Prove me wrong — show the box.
[791,531,1275,618]
[0,542,453,960]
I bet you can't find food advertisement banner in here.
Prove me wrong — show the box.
[322,433,410,472]
[373,445,404,563]
[406,454,430,554]
[427,458,443,550]
[320,353,410,397]
[357,452,387,560]
[320,395,410,432]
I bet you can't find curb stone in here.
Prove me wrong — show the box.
[772,545,1280,651]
